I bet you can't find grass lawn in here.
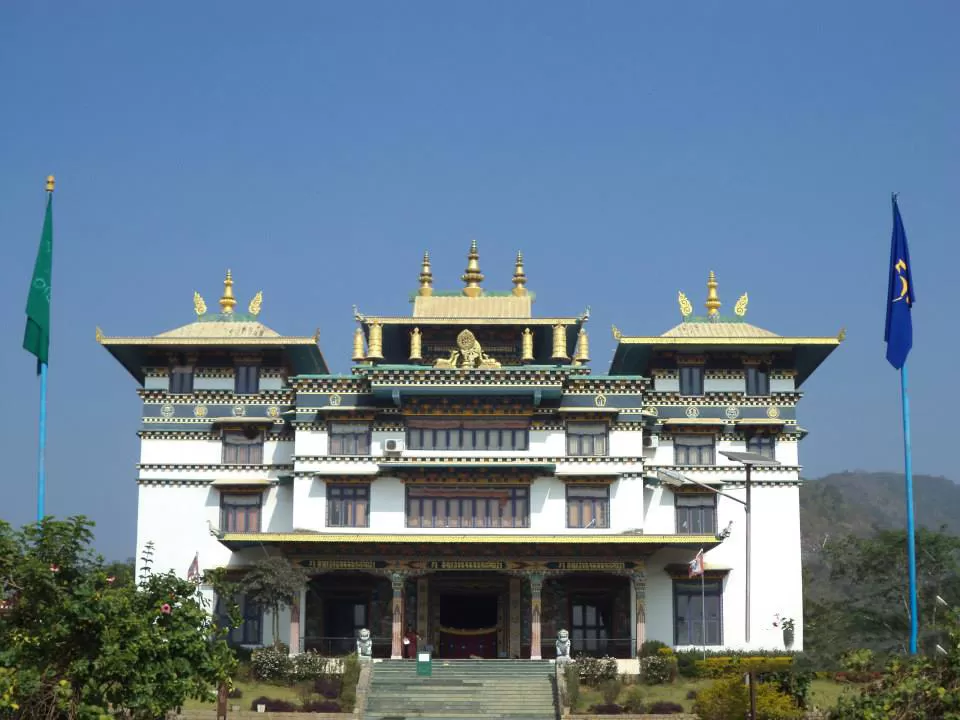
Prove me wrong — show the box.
[181,680,302,711]
[573,678,866,714]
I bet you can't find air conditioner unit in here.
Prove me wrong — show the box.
[643,435,659,449]
[384,438,404,455]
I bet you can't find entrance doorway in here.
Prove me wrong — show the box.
[438,592,499,658]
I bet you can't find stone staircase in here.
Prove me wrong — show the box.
[363,659,558,720]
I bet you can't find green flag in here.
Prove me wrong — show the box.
[23,193,53,373]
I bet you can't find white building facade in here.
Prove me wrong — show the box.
[100,251,841,660]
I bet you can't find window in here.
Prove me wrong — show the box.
[566,423,608,457]
[675,494,716,534]
[222,428,264,464]
[567,485,610,529]
[406,486,529,528]
[216,593,263,645]
[674,435,715,465]
[220,492,262,532]
[169,366,194,394]
[674,580,722,646]
[235,365,260,394]
[327,484,369,527]
[329,423,370,455]
[679,366,704,396]
[406,420,529,451]
[746,434,776,460]
[745,366,770,396]
[571,598,611,655]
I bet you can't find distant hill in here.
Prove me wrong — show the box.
[800,471,960,555]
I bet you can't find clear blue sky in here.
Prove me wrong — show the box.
[1,2,957,559]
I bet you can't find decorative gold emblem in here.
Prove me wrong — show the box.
[837,327,847,342]
[678,291,693,318]
[193,291,207,316]
[594,393,607,408]
[267,406,280,418]
[643,406,659,416]
[734,293,749,317]
[194,404,208,418]
[219,270,237,314]
[95,326,104,343]
[160,403,175,418]
[766,406,780,419]
[248,291,263,316]
[685,405,700,418]
[725,405,740,420]
[434,329,501,369]
[611,325,623,341]
[232,404,246,417]
[329,393,342,407]
[893,259,910,303]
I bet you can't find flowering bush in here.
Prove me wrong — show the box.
[291,650,333,681]
[575,654,619,686]
[251,646,293,681]
[640,647,678,685]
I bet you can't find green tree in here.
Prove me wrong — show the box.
[239,556,310,648]
[0,517,237,720]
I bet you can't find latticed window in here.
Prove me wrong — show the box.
[327,484,370,527]
[406,418,529,451]
[220,492,262,532]
[674,580,723,646]
[745,366,770,396]
[675,494,716,534]
[746,433,776,460]
[329,423,370,455]
[679,366,704,396]
[235,365,260,394]
[406,486,530,528]
[566,423,608,456]
[169,366,193,394]
[222,428,264,464]
[566,485,610,528]
[674,435,715,465]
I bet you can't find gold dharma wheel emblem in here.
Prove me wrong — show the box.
[594,393,607,408]
[160,403,175,418]
[232,404,246,417]
[767,406,781,419]
[194,404,208,418]
[329,393,342,407]
[685,405,700,418]
[457,329,477,350]
[267,406,280,418]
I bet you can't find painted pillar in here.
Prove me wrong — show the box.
[289,589,303,655]
[391,572,405,660]
[509,576,522,659]
[417,576,429,647]
[631,572,646,654]
[529,573,544,660]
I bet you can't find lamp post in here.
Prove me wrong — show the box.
[658,449,780,647]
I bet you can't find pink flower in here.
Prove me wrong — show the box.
[161,603,172,614]
[106,576,115,584]
[49,564,59,573]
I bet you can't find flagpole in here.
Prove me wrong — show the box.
[901,361,918,653]
[37,361,48,521]
[701,561,706,660]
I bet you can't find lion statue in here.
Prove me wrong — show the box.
[356,628,373,659]
[556,628,571,664]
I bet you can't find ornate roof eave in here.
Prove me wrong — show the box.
[352,315,587,327]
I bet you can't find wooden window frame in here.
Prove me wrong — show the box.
[327,484,370,528]
[234,365,260,395]
[405,485,530,529]
[221,428,265,465]
[673,579,723,646]
[220,491,263,533]
[328,422,371,456]
[169,365,194,394]
[566,422,609,457]
[566,484,611,529]
[405,420,530,452]
[746,433,776,460]
[679,366,705,397]
[674,434,716,466]
[675,493,717,535]
[745,366,770,397]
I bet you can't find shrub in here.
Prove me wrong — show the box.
[314,675,342,699]
[639,639,670,657]
[840,648,874,674]
[249,696,297,712]
[301,698,340,712]
[686,689,698,700]
[641,648,678,685]
[251,646,293,681]
[675,650,701,678]
[291,650,332,681]
[227,687,243,699]
[696,654,794,678]
[622,685,646,713]
[564,663,580,707]
[647,700,685,714]
[693,677,802,720]
[339,652,361,711]
[575,655,619,686]
[600,678,622,705]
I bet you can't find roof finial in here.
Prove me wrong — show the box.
[418,251,433,297]
[46,175,55,193]
[705,271,721,317]
[219,269,237,314]
[461,239,484,297]
[512,251,528,296]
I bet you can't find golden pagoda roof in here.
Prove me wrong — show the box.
[412,294,533,319]
[155,319,281,339]
[659,320,779,339]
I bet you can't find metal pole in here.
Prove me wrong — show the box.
[745,463,752,645]
[901,363,918,654]
[37,361,48,521]
[701,567,706,660]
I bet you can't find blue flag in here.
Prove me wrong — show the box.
[884,195,914,369]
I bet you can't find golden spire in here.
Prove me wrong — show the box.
[352,327,366,362]
[219,270,237,314]
[512,251,528,296]
[418,251,434,297]
[705,271,721,317]
[461,239,484,297]
[46,175,55,193]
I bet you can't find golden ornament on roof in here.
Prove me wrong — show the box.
[705,271,721,316]
[734,292,748,317]
[678,291,693,318]
[219,270,237,314]
[248,291,263,316]
[193,291,207,316]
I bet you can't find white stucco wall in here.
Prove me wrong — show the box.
[139,437,293,466]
